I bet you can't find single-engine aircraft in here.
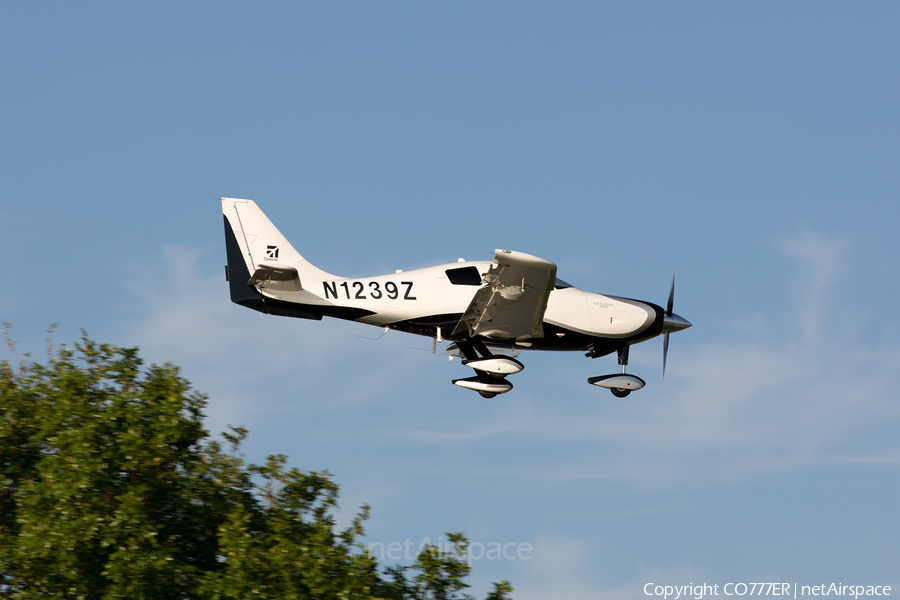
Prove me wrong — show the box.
[221,198,691,397]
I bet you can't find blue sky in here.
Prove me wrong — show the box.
[2,3,899,597]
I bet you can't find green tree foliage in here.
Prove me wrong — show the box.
[0,334,512,600]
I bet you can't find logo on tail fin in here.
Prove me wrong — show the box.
[265,245,280,261]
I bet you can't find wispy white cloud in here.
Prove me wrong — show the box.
[508,534,708,600]
[777,230,847,345]
[508,534,598,600]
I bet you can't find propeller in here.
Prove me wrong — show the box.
[661,276,692,376]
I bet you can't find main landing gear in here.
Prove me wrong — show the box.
[451,340,523,398]
[587,345,646,398]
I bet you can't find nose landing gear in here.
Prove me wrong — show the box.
[587,345,646,397]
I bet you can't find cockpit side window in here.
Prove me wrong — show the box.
[445,266,483,286]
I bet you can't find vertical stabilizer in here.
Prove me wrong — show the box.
[221,198,335,282]
[222,198,336,313]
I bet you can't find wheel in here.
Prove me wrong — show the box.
[479,391,498,398]
[610,387,631,398]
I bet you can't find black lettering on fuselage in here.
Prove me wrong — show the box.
[321,280,416,300]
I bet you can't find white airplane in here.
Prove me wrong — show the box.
[221,198,691,397]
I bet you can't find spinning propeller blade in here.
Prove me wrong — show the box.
[663,277,674,376]
[661,276,691,376]
[663,331,670,376]
[666,277,675,316]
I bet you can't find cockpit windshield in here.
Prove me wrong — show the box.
[554,278,573,290]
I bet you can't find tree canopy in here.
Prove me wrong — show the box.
[0,332,513,600]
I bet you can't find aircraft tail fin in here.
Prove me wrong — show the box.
[221,198,334,310]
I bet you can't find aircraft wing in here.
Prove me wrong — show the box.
[452,249,557,341]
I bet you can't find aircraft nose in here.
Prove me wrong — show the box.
[662,313,692,332]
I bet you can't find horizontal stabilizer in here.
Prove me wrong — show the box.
[248,264,302,292]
